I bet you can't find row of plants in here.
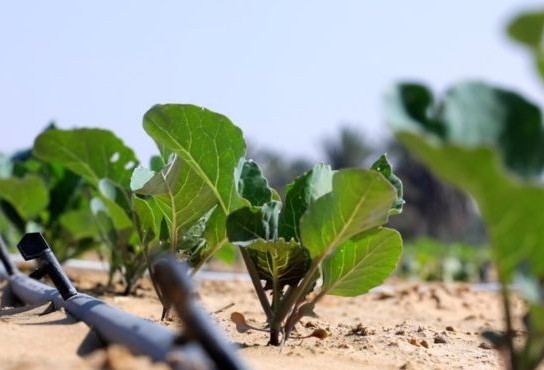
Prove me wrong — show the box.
[0,7,542,369]
[0,129,101,262]
[400,238,490,283]
[0,104,405,344]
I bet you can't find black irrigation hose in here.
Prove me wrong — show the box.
[154,258,250,370]
[0,234,248,370]
[6,273,193,362]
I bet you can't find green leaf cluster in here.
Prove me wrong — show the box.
[226,155,403,344]
[386,81,544,370]
[0,135,100,261]
[11,102,405,334]
[34,128,147,293]
[131,104,249,270]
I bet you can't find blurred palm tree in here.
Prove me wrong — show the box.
[322,126,373,169]
[247,145,312,196]
[384,141,485,244]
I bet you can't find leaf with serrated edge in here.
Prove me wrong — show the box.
[300,169,396,259]
[235,159,273,207]
[279,164,333,242]
[322,228,402,297]
[371,154,404,215]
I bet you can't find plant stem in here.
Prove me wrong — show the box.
[142,242,171,319]
[269,324,281,346]
[500,279,516,370]
[275,258,321,325]
[240,247,273,321]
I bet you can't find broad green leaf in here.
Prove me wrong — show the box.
[0,175,49,219]
[387,82,544,277]
[46,164,83,221]
[279,164,333,242]
[235,159,273,207]
[143,104,248,214]
[248,238,311,290]
[90,198,118,246]
[441,83,544,176]
[90,197,133,235]
[98,178,133,222]
[385,82,544,178]
[397,132,544,277]
[227,202,281,245]
[59,209,99,240]
[300,169,396,258]
[507,10,544,50]
[384,83,445,138]
[507,8,544,86]
[371,154,404,215]
[131,155,216,247]
[132,196,163,244]
[321,228,402,296]
[33,128,139,188]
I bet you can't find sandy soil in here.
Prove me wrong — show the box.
[0,269,537,370]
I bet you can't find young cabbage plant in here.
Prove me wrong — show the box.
[131,104,249,274]
[387,81,544,370]
[33,128,153,294]
[227,156,404,345]
[0,139,100,260]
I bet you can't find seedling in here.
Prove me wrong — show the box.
[33,128,149,294]
[131,104,248,273]
[29,107,251,299]
[27,104,403,342]
[0,137,100,262]
[227,156,404,345]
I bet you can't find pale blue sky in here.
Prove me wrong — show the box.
[1,1,543,163]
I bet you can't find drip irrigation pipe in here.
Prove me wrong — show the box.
[0,233,247,370]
